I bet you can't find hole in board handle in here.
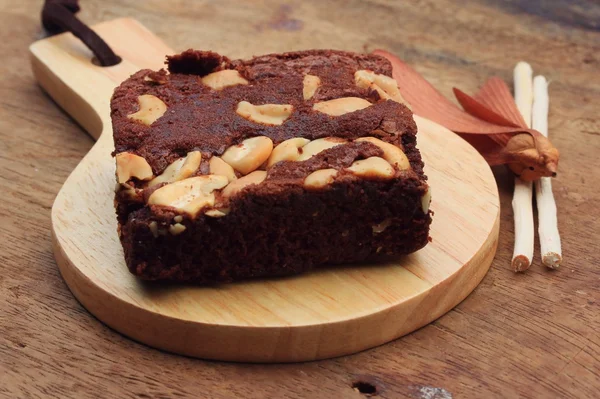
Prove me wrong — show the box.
[92,55,122,67]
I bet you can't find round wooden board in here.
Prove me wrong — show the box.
[34,19,500,363]
[50,114,499,362]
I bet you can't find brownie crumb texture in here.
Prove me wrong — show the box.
[111,49,432,283]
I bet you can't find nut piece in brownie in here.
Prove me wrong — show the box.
[111,49,432,283]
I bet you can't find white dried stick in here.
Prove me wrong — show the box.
[511,62,535,272]
[533,76,562,268]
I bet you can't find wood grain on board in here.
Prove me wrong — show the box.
[1,0,599,397]
[31,17,498,362]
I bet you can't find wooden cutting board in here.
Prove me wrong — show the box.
[30,18,500,363]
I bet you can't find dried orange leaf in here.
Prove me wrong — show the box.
[373,49,559,179]
[473,77,528,128]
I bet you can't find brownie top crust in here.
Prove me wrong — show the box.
[111,49,417,176]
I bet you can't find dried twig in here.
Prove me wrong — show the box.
[533,76,562,268]
[511,62,535,272]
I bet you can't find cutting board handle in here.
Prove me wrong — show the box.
[29,18,174,140]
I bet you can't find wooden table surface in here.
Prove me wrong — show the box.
[1,0,598,398]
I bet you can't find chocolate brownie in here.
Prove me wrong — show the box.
[111,49,432,283]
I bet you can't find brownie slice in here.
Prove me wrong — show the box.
[111,49,432,283]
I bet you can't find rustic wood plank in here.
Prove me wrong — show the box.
[1,0,598,397]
